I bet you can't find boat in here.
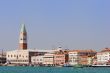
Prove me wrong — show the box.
[63,64,73,67]
[92,64,110,67]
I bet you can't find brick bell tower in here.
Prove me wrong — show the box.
[19,24,27,50]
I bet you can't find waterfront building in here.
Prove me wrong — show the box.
[87,56,94,65]
[0,52,6,64]
[54,54,65,66]
[92,56,97,65]
[68,49,96,66]
[54,50,68,66]
[68,50,79,66]
[6,50,37,64]
[79,56,94,66]
[31,55,44,65]
[97,48,110,65]
[54,51,65,65]
[31,47,68,66]
[78,56,93,65]
[79,56,88,65]
[43,53,54,66]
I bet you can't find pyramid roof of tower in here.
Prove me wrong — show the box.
[20,24,26,32]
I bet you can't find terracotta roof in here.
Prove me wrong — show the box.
[101,48,110,52]
[69,49,96,53]
[54,50,68,54]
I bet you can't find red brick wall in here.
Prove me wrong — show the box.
[19,43,27,50]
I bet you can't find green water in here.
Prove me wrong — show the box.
[0,66,110,73]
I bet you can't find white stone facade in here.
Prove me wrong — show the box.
[68,51,79,66]
[97,52,110,65]
[43,53,54,65]
[6,50,37,64]
[31,56,44,65]
[6,50,29,64]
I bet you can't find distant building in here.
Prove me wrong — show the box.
[31,55,44,65]
[87,56,94,65]
[31,47,68,66]
[68,49,96,66]
[54,49,68,66]
[97,48,110,65]
[42,47,68,66]
[68,50,79,65]
[54,54,65,66]
[43,53,54,66]
[92,56,97,65]
[79,55,88,65]
[7,50,37,64]
[0,52,6,64]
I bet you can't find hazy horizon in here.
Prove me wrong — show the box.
[0,0,110,51]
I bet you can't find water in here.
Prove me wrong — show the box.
[0,66,110,73]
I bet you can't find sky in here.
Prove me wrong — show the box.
[0,0,110,51]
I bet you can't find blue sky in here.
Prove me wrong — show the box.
[0,0,110,51]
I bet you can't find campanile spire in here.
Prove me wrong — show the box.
[19,24,27,50]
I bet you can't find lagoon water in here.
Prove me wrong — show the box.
[0,66,110,73]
